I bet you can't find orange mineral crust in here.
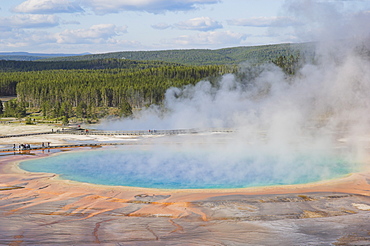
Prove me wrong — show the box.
[1,151,370,245]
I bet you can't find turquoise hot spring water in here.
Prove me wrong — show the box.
[19,146,361,189]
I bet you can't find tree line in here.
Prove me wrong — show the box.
[0,64,235,120]
[0,58,182,72]
[0,52,304,121]
[42,43,314,66]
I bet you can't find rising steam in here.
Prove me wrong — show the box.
[101,43,370,158]
[92,0,370,188]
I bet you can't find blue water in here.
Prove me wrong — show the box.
[19,148,359,189]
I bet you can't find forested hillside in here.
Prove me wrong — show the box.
[0,65,235,120]
[42,42,314,66]
[0,59,183,72]
[0,42,306,122]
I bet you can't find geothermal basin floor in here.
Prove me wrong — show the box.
[0,129,370,245]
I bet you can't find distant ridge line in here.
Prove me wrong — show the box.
[2,42,315,65]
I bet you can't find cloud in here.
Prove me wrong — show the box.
[13,0,84,14]
[106,39,141,46]
[227,17,302,27]
[0,23,139,52]
[80,0,220,14]
[152,17,223,32]
[349,11,370,39]
[62,20,81,25]
[283,0,370,43]
[0,28,141,53]
[151,23,171,30]
[0,29,55,48]
[55,24,128,44]
[174,17,223,32]
[0,30,28,48]
[0,14,59,31]
[172,30,248,46]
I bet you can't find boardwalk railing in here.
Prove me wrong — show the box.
[60,128,234,136]
[0,143,101,153]
[0,128,235,153]
[0,132,54,138]
[0,142,146,153]
[0,128,234,138]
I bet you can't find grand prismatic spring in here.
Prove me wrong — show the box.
[2,2,370,244]
[19,142,362,189]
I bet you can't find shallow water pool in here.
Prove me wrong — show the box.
[19,147,360,189]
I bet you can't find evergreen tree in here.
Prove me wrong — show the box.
[15,103,27,119]
[272,53,301,75]
[61,102,72,117]
[87,103,97,121]
[0,99,3,114]
[52,102,61,118]
[62,115,69,126]
[76,102,87,118]
[41,101,51,117]
[118,100,133,118]
[4,99,18,117]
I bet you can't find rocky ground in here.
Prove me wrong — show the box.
[0,125,370,245]
[1,178,370,245]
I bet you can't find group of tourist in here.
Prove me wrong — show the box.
[41,142,51,148]
[12,142,51,151]
[13,143,31,150]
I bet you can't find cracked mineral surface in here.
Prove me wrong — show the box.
[1,152,370,245]
[1,128,370,245]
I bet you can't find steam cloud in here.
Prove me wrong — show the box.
[94,0,370,188]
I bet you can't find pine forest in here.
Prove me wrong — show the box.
[0,43,306,123]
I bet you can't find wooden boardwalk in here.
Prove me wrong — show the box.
[0,132,53,138]
[0,128,234,153]
[0,127,233,138]
[0,142,142,153]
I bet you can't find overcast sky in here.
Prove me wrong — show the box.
[0,0,369,54]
